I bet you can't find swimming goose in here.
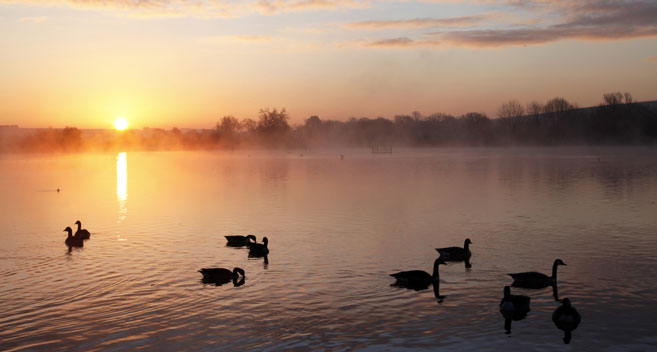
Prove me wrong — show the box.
[198,267,245,286]
[64,227,84,247]
[390,256,446,289]
[499,286,531,334]
[74,220,91,239]
[552,298,581,344]
[435,238,472,261]
[225,234,256,247]
[508,259,566,289]
[248,237,269,257]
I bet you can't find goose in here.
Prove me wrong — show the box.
[199,267,245,286]
[552,298,581,344]
[435,238,472,261]
[248,237,269,257]
[508,259,566,289]
[64,227,84,247]
[390,256,446,290]
[74,220,91,239]
[499,286,531,334]
[225,234,256,247]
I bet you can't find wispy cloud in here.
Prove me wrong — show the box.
[359,0,657,48]
[18,15,47,23]
[1,0,369,17]
[196,35,276,45]
[365,37,440,48]
[349,14,488,30]
[438,1,657,47]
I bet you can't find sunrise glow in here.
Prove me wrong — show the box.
[114,117,129,131]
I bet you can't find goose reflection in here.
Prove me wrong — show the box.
[499,286,531,335]
[553,298,581,344]
[248,253,269,267]
[464,258,472,270]
[432,282,445,303]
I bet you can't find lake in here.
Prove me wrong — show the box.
[1,147,657,351]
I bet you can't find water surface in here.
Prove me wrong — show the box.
[1,148,657,351]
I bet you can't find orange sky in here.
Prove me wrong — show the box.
[1,0,656,129]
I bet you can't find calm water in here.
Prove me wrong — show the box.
[1,148,657,351]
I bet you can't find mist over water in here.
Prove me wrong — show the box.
[1,147,657,351]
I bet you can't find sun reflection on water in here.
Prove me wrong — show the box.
[117,152,127,224]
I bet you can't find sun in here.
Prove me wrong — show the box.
[114,117,129,131]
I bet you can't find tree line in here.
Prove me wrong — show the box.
[2,93,656,153]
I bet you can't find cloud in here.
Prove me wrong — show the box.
[256,0,367,14]
[196,35,276,45]
[18,15,47,23]
[349,14,489,30]
[365,37,440,48]
[1,0,369,17]
[360,0,657,48]
[438,1,657,47]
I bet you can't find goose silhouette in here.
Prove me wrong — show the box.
[499,286,531,334]
[199,267,245,287]
[248,237,269,257]
[436,238,472,261]
[390,256,446,290]
[64,227,84,247]
[225,234,256,247]
[74,220,91,239]
[508,259,566,289]
[553,298,581,344]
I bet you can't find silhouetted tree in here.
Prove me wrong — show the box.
[544,97,576,114]
[498,100,525,119]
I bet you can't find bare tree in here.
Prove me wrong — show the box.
[544,97,576,113]
[257,108,290,134]
[217,115,240,136]
[498,100,525,119]
[603,92,624,105]
[526,101,543,116]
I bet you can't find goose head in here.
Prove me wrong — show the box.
[75,220,81,226]
[63,227,73,236]
[262,237,269,246]
[555,259,567,266]
[233,267,245,278]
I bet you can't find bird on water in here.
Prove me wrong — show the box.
[74,220,91,239]
[248,236,269,257]
[499,286,531,334]
[199,267,245,286]
[508,259,566,289]
[552,298,581,344]
[225,234,256,247]
[390,256,446,290]
[64,227,84,247]
[435,238,472,261]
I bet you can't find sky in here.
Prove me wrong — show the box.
[0,0,656,129]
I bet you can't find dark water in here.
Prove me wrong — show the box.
[1,148,657,351]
